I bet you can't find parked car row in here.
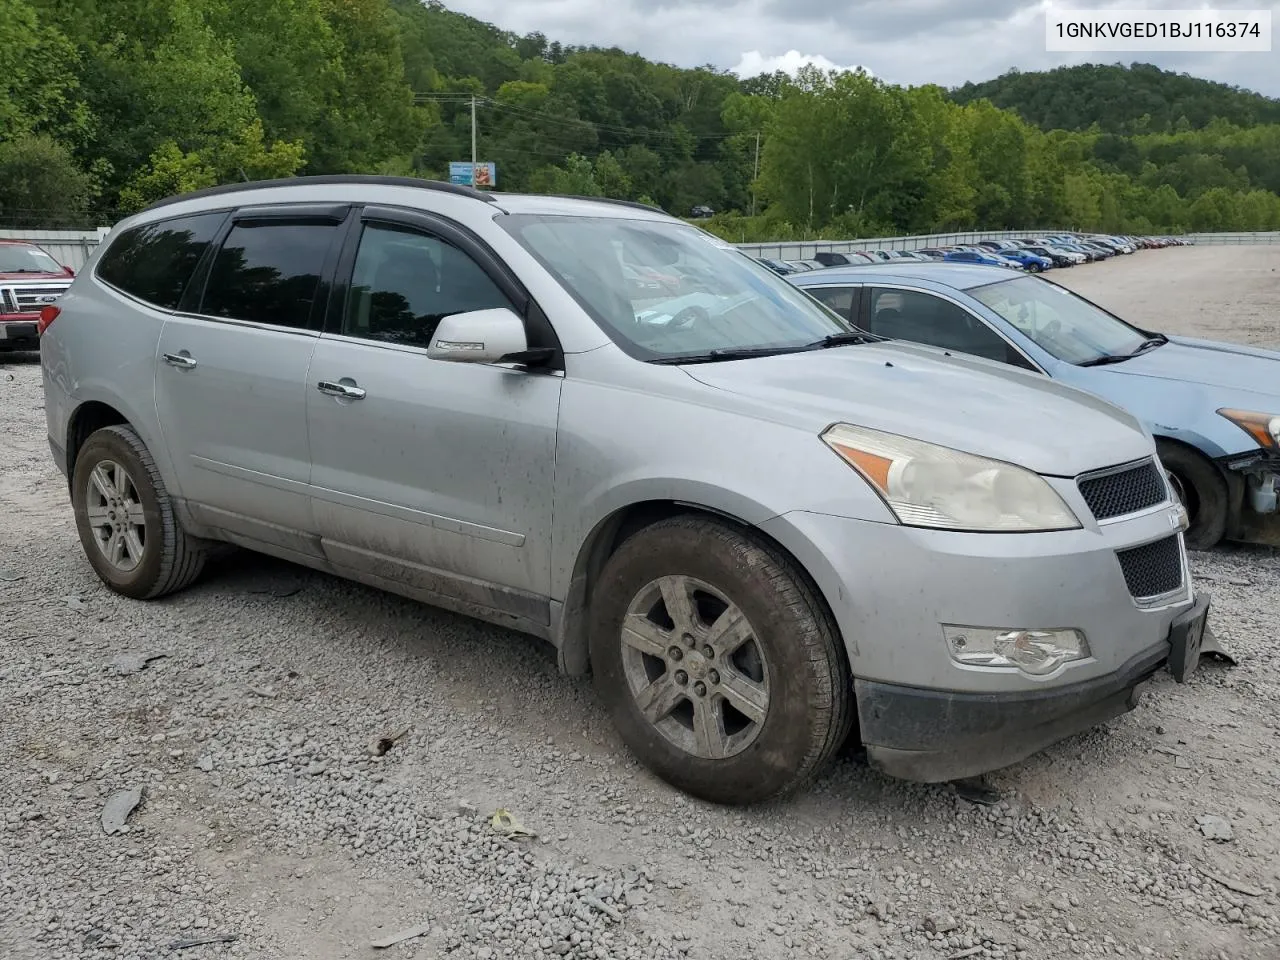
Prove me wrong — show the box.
[36,179,1237,808]
[755,233,1192,278]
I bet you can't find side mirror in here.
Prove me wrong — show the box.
[427,307,530,365]
[64,266,75,277]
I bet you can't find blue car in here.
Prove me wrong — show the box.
[969,247,1053,272]
[788,262,1280,549]
[942,248,1023,270]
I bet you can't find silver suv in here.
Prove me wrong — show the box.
[40,176,1208,804]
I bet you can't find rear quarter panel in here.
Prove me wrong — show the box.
[41,280,176,493]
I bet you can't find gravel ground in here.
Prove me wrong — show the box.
[2,245,1278,960]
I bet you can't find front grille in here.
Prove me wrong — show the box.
[11,285,70,311]
[1078,458,1166,520]
[1116,535,1183,600]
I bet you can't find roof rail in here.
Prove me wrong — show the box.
[556,195,668,215]
[140,174,497,214]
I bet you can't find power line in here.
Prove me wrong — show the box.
[413,92,753,143]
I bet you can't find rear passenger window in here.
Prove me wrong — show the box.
[95,213,226,310]
[200,221,339,329]
[343,223,514,348]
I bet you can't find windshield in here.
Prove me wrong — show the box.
[0,244,62,273]
[969,276,1148,364]
[500,214,854,361]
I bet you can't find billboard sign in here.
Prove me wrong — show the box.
[449,162,497,188]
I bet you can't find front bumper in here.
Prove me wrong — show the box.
[758,501,1198,778]
[0,316,40,341]
[857,637,1166,782]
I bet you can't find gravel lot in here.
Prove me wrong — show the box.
[2,245,1278,960]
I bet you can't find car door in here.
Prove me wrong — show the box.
[305,206,563,628]
[155,203,349,554]
[861,286,1039,369]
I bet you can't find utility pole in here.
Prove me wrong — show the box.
[470,95,478,188]
[751,131,761,217]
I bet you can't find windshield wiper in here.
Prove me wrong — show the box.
[810,331,879,349]
[1129,334,1168,355]
[1076,353,1133,367]
[1078,334,1169,367]
[650,345,811,365]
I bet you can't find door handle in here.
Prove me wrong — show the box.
[317,380,367,400]
[162,353,197,370]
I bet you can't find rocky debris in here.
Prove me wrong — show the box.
[100,787,143,835]
[1197,814,1235,842]
[370,921,431,949]
[111,652,166,676]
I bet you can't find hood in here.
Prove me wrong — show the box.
[0,270,67,281]
[1102,337,1280,397]
[681,341,1152,477]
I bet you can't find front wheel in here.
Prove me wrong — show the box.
[588,515,853,804]
[71,425,209,598]
[1157,440,1228,550]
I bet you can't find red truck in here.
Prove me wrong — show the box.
[0,240,76,352]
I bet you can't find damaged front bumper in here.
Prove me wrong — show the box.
[1221,450,1280,546]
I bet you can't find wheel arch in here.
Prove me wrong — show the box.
[1153,433,1245,527]
[552,498,848,680]
[64,385,181,500]
[66,400,130,489]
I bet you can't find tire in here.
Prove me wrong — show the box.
[1157,440,1228,550]
[71,424,209,599]
[588,515,853,805]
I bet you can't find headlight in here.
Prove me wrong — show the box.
[821,423,1081,532]
[1217,408,1280,450]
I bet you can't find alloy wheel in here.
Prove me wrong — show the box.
[85,459,147,572]
[619,575,770,760]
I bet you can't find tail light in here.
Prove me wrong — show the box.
[38,305,61,335]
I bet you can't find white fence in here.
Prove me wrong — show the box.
[0,228,111,270]
[1185,231,1280,245]
[2,226,1276,271]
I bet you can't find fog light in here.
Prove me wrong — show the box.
[942,626,1090,676]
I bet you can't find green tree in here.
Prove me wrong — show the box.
[0,135,94,228]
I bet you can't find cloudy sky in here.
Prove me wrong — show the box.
[442,0,1280,96]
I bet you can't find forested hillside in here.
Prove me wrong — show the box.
[3,0,1279,239]
[951,63,1280,134]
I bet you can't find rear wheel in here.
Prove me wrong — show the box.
[588,515,853,805]
[72,425,209,598]
[1157,440,1228,550]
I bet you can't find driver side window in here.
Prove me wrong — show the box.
[867,288,1033,369]
[344,223,515,348]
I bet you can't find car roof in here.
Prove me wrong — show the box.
[786,261,1018,290]
[134,174,677,225]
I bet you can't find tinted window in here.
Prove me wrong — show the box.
[807,286,856,320]
[201,221,338,329]
[343,224,514,347]
[96,213,226,310]
[868,288,1021,364]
